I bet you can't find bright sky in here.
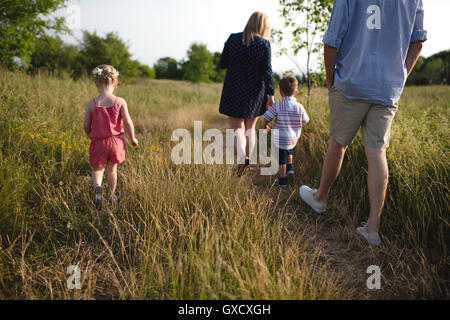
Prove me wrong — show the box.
[59,0,450,74]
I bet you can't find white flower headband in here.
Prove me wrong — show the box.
[92,67,103,76]
[110,70,119,77]
[92,67,119,78]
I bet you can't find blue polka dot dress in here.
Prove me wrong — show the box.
[219,32,275,119]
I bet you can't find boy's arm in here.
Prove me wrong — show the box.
[83,101,93,136]
[119,98,138,147]
[262,103,277,131]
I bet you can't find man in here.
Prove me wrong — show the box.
[299,0,427,246]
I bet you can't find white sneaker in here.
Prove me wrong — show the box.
[299,185,326,214]
[356,223,382,246]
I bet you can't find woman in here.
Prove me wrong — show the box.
[219,12,275,171]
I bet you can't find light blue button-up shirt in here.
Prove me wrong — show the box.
[323,0,427,106]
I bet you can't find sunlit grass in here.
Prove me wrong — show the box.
[0,70,448,299]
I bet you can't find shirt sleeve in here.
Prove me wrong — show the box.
[219,35,231,69]
[263,102,278,122]
[411,0,427,42]
[322,0,349,49]
[263,41,275,96]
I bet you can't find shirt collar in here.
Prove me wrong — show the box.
[283,96,297,102]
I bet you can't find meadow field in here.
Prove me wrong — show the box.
[0,70,448,299]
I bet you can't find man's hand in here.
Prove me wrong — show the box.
[263,125,271,133]
[266,95,275,109]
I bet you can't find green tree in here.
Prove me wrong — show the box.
[0,0,68,69]
[154,57,182,80]
[77,31,141,79]
[274,0,333,106]
[30,35,80,77]
[210,52,227,83]
[138,64,156,79]
[182,43,214,83]
[407,50,450,86]
[422,58,445,85]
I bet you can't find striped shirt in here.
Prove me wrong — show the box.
[263,96,310,150]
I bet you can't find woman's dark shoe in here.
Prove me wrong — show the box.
[237,159,251,176]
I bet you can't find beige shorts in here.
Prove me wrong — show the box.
[329,87,398,149]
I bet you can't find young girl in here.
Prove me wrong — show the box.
[84,64,138,209]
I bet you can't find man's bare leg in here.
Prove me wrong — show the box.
[364,147,389,233]
[314,137,348,204]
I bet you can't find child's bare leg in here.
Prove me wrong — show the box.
[279,164,287,178]
[288,155,293,165]
[92,167,105,187]
[92,167,105,209]
[106,162,118,198]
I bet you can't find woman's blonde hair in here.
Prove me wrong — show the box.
[92,64,119,86]
[242,12,271,46]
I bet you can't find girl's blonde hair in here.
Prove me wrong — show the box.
[242,12,271,46]
[92,64,119,86]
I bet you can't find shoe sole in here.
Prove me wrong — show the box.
[356,227,382,246]
[299,187,326,214]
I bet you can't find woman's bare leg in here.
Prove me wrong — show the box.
[244,117,258,162]
[229,117,246,164]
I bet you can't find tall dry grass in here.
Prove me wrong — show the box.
[0,70,448,299]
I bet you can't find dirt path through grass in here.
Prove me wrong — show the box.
[192,100,445,299]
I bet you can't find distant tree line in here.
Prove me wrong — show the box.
[1,1,447,86]
[29,32,156,80]
[5,29,227,83]
[23,32,226,83]
[153,44,226,83]
[0,0,225,82]
[407,50,449,85]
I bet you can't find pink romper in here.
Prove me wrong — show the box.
[89,98,126,168]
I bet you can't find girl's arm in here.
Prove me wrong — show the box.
[119,98,138,147]
[83,101,93,136]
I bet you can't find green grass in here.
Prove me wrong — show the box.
[0,70,448,299]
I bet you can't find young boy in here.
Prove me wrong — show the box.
[262,76,309,188]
